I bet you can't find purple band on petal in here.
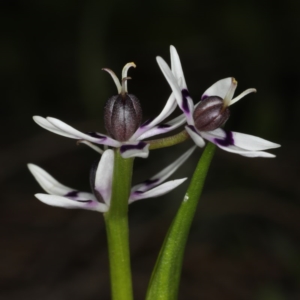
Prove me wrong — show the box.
[181,89,191,113]
[76,199,94,203]
[158,124,171,128]
[144,178,159,186]
[201,95,208,100]
[120,141,147,153]
[214,130,234,146]
[65,191,93,203]
[186,124,197,133]
[141,118,154,127]
[65,191,79,198]
[133,191,143,195]
[87,132,107,140]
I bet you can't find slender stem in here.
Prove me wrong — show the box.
[104,150,134,300]
[146,142,216,300]
[147,130,190,150]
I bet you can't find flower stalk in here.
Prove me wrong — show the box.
[146,142,216,300]
[104,150,134,300]
[147,129,190,150]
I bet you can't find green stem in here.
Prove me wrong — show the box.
[104,150,134,300]
[147,130,190,150]
[146,142,216,300]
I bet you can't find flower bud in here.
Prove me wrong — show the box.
[104,93,142,141]
[193,96,230,131]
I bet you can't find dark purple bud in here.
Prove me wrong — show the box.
[104,93,142,141]
[193,96,230,131]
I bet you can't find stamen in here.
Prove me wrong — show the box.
[122,62,136,78]
[122,62,136,92]
[121,77,131,96]
[223,78,237,108]
[229,88,257,106]
[102,68,122,94]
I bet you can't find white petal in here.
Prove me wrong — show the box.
[201,78,233,100]
[201,129,279,158]
[137,114,186,140]
[129,178,187,203]
[185,125,206,147]
[28,164,74,195]
[35,194,108,212]
[215,145,276,158]
[231,132,280,150]
[129,93,177,140]
[46,117,121,147]
[157,57,184,106]
[65,191,97,201]
[156,57,194,125]
[131,146,196,194]
[120,142,149,158]
[33,116,75,138]
[28,164,99,202]
[201,128,280,151]
[170,45,188,89]
[94,149,114,206]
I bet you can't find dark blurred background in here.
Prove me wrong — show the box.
[1,0,299,299]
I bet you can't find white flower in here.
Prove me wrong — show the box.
[156,46,280,158]
[33,63,186,159]
[28,147,195,211]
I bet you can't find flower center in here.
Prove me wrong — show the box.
[193,96,230,131]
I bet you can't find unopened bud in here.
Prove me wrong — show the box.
[104,93,142,141]
[193,96,230,131]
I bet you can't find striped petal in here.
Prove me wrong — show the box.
[129,179,187,202]
[129,93,177,141]
[28,163,79,196]
[129,146,195,203]
[120,142,150,158]
[33,116,76,139]
[94,149,114,206]
[33,116,121,148]
[34,194,108,212]
[137,114,186,140]
[185,125,206,147]
[28,163,108,211]
[201,128,280,157]
[156,56,194,125]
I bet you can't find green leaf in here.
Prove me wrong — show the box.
[146,142,216,300]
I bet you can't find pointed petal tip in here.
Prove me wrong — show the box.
[27,163,34,168]
[27,163,41,175]
[129,177,188,203]
[156,56,164,64]
[270,142,281,149]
